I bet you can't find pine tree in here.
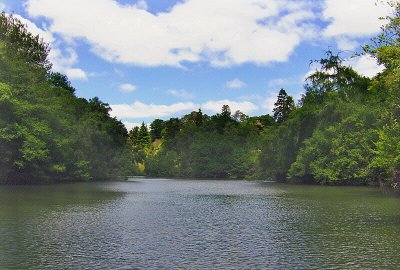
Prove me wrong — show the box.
[273,89,295,123]
[137,122,150,146]
[128,126,139,145]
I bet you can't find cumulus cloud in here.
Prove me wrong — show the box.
[323,0,391,37]
[261,95,277,113]
[48,47,88,80]
[167,89,194,100]
[345,55,384,78]
[202,100,258,114]
[123,121,142,131]
[25,0,318,67]
[119,83,137,93]
[336,37,359,51]
[110,99,258,119]
[226,78,246,89]
[111,101,198,119]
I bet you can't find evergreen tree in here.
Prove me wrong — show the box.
[221,104,231,119]
[137,122,150,146]
[150,119,165,141]
[273,89,295,123]
[195,109,204,127]
[128,126,139,146]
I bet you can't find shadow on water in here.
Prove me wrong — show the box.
[1,179,400,269]
[0,182,126,270]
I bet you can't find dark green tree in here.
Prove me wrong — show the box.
[272,89,295,123]
[195,109,204,127]
[47,72,76,94]
[137,122,150,146]
[150,119,165,141]
[128,126,139,146]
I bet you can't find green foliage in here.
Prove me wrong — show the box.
[0,13,133,184]
[273,89,295,123]
[370,113,400,182]
[187,132,252,179]
[288,106,379,184]
[137,105,263,179]
[4,3,399,186]
[150,119,165,141]
[137,122,150,146]
[145,150,179,177]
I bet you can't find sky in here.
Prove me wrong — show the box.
[0,0,392,129]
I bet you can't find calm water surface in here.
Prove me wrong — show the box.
[0,179,399,269]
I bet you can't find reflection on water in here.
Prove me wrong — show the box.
[0,180,399,269]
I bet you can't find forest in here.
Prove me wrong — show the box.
[0,12,133,184]
[1,2,400,186]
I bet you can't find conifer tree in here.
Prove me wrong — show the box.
[272,89,295,123]
[137,122,150,146]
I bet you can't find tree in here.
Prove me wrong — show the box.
[128,126,139,145]
[273,89,295,123]
[221,104,231,118]
[195,109,204,127]
[47,72,76,94]
[0,12,51,72]
[137,122,150,146]
[163,118,181,150]
[0,13,134,183]
[150,119,165,141]
[233,110,248,122]
[302,51,369,105]
[288,106,378,184]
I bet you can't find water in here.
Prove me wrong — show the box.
[0,179,399,269]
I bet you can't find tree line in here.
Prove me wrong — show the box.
[2,2,400,187]
[129,2,400,186]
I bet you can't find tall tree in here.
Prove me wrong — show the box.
[150,119,165,141]
[273,89,295,123]
[137,122,150,146]
[128,126,139,146]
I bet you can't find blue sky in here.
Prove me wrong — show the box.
[0,0,391,129]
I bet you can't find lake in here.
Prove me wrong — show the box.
[0,179,399,269]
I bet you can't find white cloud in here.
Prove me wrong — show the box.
[202,100,258,114]
[123,121,142,131]
[226,78,246,89]
[0,2,6,12]
[26,0,318,67]
[336,37,359,51]
[167,89,194,100]
[346,55,384,78]
[110,99,258,119]
[65,68,87,80]
[48,47,88,80]
[111,101,198,119]
[323,0,392,37]
[261,95,277,113]
[119,83,137,93]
